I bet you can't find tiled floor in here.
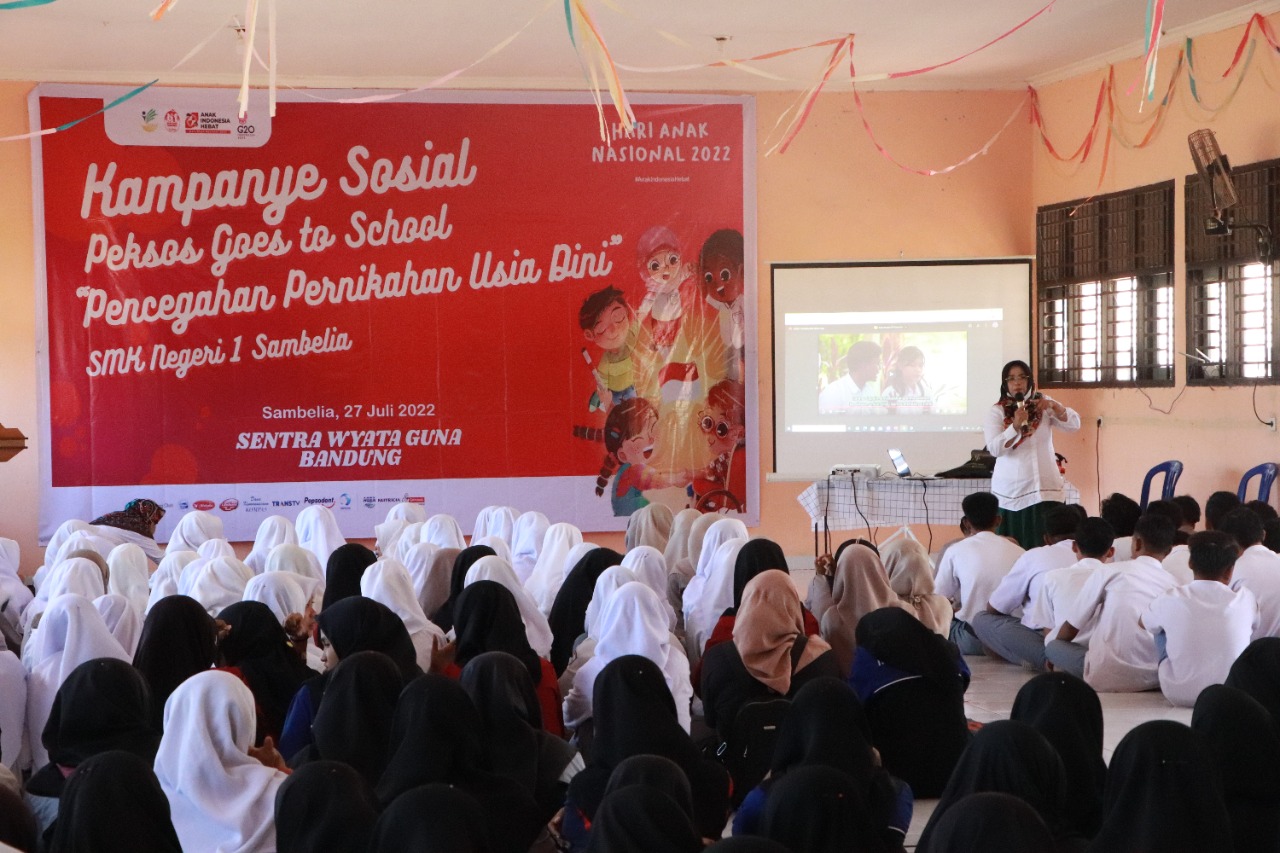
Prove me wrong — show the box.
[902,654,1193,849]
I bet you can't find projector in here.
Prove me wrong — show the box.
[829,464,881,478]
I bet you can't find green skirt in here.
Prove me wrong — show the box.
[997,501,1063,550]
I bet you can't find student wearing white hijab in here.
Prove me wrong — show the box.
[146,551,198,613]
[22,557,107,642]
[526,523,585,616]
[682,518,748,659]
[155,670,288,853]
[472,535,513,565]
[360,558,446,672]
[472,505,519,546]
[294,505,347,571]
[401,541,446,617]
[392,522,426,564]
[94,593,143,657]
[625,503,674,552]
[184,556,255,617]
[106,543,151,617]
[176,539,237,597]
[686,539,748,664]
[242,572,323,671]
[668,512,720,631]
[263,543,326,599]
[564,582,693,733]
[386,501,428,526]
[511,511,550,584]
[0,640,24,773]
[165,511,224,556]
[621,546,677,630]
[0,539,33,626]
[423,514,467,550]
[40,520,91,577]
[373,518,408,560]
[558,566,641,695]
[26,594,129,768]
[242,516,297,575]
[464,555,555,659]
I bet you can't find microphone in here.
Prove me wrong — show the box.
[1013,392,1026,410]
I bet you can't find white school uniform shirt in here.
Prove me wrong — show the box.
[1110,536,1134,563]
[1161,545,1193,585]
[1145,580,1259,707]
[987,539,1079,627]
[1064,556,1176,693]
[464,556,555,658]
[933,531,1025,624]
[982,403,1081,511]
[1228,543,1280,639]
[1025,558,1104,644]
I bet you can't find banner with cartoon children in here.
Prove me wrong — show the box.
[32,85,757,540]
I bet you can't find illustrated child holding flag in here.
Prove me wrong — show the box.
[634,225,693,359]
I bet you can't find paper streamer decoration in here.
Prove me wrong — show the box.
[1187,36,1254,111]
[564,0,635,140]
[1139,0,1166,105]
[887,0,1057,80]
[149,0,178,21]
[0,0,57,7]
[764,35,852,156]
[0,79,158,144]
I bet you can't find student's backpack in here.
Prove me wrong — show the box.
[717,696,791,807]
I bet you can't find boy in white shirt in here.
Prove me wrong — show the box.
[1143,499,1193,585]
[934,491,1025,655]
[1100,492,1140,563]
[1045,514,1177,691]
[1024,517,1115,647]
[972,505,1084,670]
[1218,507,1280,638]
[1144,530,1258,707]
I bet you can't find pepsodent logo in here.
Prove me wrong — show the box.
[193,500,215,511]
[220,498,240,512]
[141,108,158,133]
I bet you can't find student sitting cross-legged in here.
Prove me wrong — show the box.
[933,492,1024,656]
[1143,531,1259,707]
[1044,514,1177,692]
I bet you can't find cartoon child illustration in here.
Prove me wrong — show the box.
[635,226,693,359]
[691,379,747,512]
[594,397,679,516]
[579,286,640,412]
[699,229,745,383]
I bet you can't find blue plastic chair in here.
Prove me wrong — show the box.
[1139,460,1183,510]
[1238,463,1279,504]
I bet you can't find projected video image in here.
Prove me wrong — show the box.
[817,332,968,416]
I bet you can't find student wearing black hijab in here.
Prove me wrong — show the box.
[431,544,497,632]
[215,600,314,745]
[28,659,159,837]
[1089,720,1232,853]
[585,786,701,853]
[291,651,402,787]
[1192,685,1280,853]
[132,594,216,732]
[850,606,971,798]
[548,547,624,674]
[367,784,489,853]
[376,674,544,853]
[460,651,579,824]
[274,761,380,853]
[453,581,563,736]
[564,655,730,844]
[278,596,421,761]
[918,720,1079,853]
[48,750,181,853]
[926,792,1055,853]
[603,755,694,822]
[732,676,905,847]
[0,785,38,853]
[1010,672,1107,839]
[320,542,378,611]
[1226,637,1280,726]
[760,765,891,853]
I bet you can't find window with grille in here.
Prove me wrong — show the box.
[1036,181,1175,386]
[1186,157,1280,383]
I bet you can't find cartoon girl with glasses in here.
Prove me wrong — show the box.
[691,379,747,512]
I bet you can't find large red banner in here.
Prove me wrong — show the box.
[33,86,756,540]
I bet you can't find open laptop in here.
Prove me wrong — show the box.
[887,448,940,480]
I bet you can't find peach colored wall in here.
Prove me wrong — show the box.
[1032,19,1280,519]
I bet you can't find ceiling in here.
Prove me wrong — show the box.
[0,0,1276,93]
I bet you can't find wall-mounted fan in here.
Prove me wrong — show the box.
[1188,129,1273,264]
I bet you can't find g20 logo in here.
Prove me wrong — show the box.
[237,125,255,135]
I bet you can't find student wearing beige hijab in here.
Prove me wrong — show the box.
[818,543,909,676]
[879,536,952,636]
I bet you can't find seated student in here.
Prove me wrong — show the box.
[1218,507,1280,639]
[1023,517,1115,646]
[1100,492,1141,562]
[972,505,1082,670]
[934,492,1025,655]
[1143,500,1194,584]
[1205,490,1243,531]
[1144,531,1259,707]
[1045,514,1177,692]
[1172,494,1201,533]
